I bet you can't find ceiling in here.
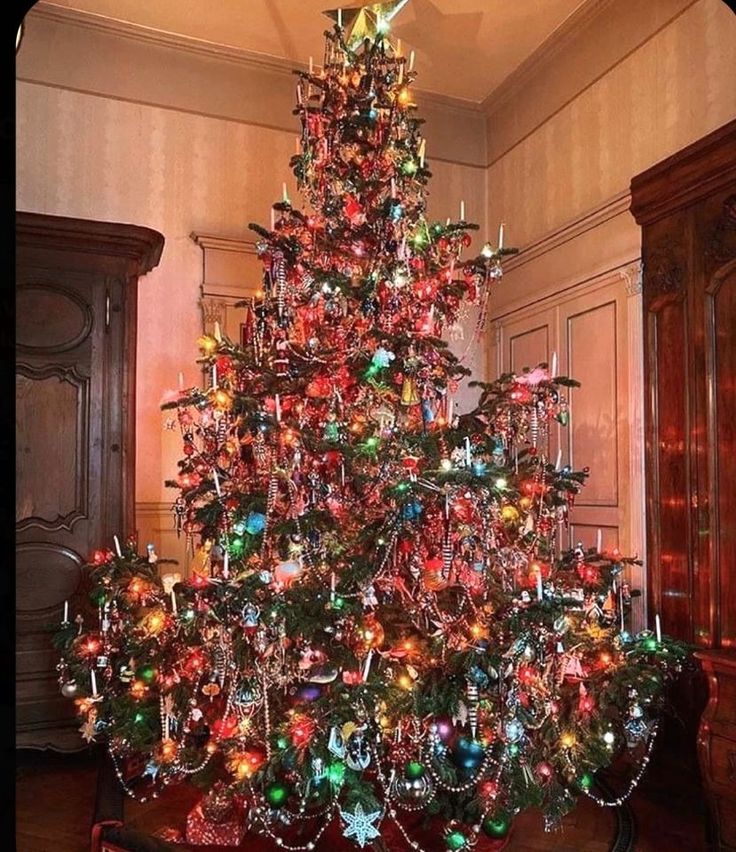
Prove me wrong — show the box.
[35,0,591,103]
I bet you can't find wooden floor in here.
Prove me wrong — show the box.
[16,742,709,852]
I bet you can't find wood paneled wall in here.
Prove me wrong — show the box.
[489,227,646,628]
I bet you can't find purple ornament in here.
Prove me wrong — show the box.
[296,684,322,703]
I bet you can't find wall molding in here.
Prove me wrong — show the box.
[483,0,701,169]
[494,258,638,324]
[191,233,258,255]
[500,190,632,275]
[27,1,485,120]
[480,0,613,116]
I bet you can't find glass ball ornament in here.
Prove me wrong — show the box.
[431,717,455,743]
[391,773,433,806]
[578,772,594,790]
[452,736,484,772]
[445,828,468,850]
[404,760,425,780]
[482,814,510,838]
[61,680,78,698]
[273,559,303,587]
[244,512,267,535]
[264,781,289,808]
[504,718,524,743]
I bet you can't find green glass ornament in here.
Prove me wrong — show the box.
[404,760,425,780]
[327,761,345,786]
[482,816,510,838]
[265,782,289,808]
[137,665,156,684]
[579,772,594,790]
[445,829,467,850]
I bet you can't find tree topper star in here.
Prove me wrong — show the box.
[340,802,382,847]
[324,0,410,50]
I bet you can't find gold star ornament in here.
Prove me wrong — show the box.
[324,0,410,50]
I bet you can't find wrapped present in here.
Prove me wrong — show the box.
[185,786,246,847]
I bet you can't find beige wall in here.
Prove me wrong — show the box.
[16,7,488,568]
[484,0,736,628]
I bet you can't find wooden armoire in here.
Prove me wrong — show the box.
[631,119,736,848]
[16,213,163,750]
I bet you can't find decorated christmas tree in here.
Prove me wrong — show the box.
[56,3,687,849]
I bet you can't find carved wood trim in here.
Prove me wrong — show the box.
[16,212,164,277]
[630,119,736,226]
[16,362,90,532]
[619,261,643,297]
[16,281,94,354]
[706,193,736,266]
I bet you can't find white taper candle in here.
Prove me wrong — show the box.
[170,589,177,615]
[213,469,221,496]
[178,371,184,390]
[596,528,602,553]
[551,351,558,377]
[498,222,505,249]
[409,50,415,71]
[465,436,471,467]
[113,535,122,558]
[63,600,69,624]
[460,200,465,221]
[655,613,662,643]
[275,393,281,422]
[90,668,98,696]
[536,569,543,601]
[363,648,373,680]
[555,449,562,470]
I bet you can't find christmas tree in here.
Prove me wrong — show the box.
[56,3,687,849]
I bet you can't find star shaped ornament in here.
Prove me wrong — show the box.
[324,0,410,50]
[340,802,382,847]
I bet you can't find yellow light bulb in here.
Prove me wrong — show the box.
[560,731,576,749]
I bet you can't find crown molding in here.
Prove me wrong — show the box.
[480,0,613,117]
[191,233,258,255]
[27,1,483,117]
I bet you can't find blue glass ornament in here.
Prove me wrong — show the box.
[245,512,266,534]
[402,500,422,520]
[452,737,484,772]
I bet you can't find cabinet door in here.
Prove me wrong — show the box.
[16,266,109,749]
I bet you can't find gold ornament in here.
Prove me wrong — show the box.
[323,0,410,50]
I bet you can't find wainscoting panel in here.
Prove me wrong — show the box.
[490,260,645,630]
